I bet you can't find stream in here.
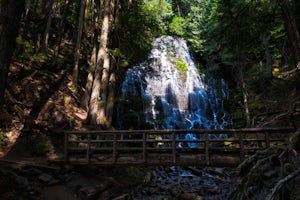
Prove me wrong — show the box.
[0,164,236,200]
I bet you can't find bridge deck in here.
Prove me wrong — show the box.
[64,127,294,167]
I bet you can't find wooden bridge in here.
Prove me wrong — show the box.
[64,127,294,167]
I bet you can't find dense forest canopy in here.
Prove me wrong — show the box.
[0,0,299,129]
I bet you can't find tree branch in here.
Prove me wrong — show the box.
[266,168,300,200]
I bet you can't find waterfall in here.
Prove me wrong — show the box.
[120,36,230,141]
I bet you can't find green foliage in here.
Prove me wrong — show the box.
[15,36,54,68]
[168,15,186,36]
[184,0,221,54]
[142,0,174,34]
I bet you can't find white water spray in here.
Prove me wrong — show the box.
[121,36,230,143]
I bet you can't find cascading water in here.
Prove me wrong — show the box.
[120,36,230,143]
[120,36,234,199]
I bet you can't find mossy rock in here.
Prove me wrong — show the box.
[111,166,145,187]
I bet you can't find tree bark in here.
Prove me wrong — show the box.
[105,62,116,126]
[237,68,251,128]
[0,0,25,108]
[87,0,115,126]
[73,0,87,89]
[84,0,100,111]
[53,0,70,65]
[42,0,57,48]
[279,0,300,64]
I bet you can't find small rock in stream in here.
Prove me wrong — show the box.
[207,186,221,194]
[179,192,203,200]
[263,169,277,179]
[38,173,53,183]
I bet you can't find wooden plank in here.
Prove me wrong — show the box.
[86,133,91,164]
[238,132,245,161]
[265,131,271,148]
[143,132,146,162]
[64,132,69,163]
[113,133,117,163]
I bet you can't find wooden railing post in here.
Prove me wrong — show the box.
[265,131,270,148]
[143,132,146,163]
[172,132,176,164]
[64,132,69,163]
[205,132,209,165]
[239,132,245,161]
[86,133,91,164]
[113,133,117,163]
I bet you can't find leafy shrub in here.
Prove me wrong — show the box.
[169,15,186,36]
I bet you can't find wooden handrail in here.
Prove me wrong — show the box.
[64,127,294,167]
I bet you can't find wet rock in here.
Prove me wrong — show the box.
[144,170,157,183]
[170,184,183,197]
[207,186,221,193]
[77,177,115,199]
[146,186,159,194]
[78,186,99,199]
[38,173,53,183]
[111,193,129,200]
[263,169,277,179]
[179,192,202,200]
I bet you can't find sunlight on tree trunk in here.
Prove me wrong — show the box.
[87,0,115,126]
[106,65,116,126]
[84,0,100,111]
[237,67,251,128]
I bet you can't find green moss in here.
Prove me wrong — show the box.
[177,58,188,71]
[177,58,188,82]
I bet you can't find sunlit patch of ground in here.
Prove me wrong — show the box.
[1,67,87,162]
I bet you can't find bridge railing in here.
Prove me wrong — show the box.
[64,127,294,167]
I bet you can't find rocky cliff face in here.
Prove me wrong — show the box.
[121,36,230,132]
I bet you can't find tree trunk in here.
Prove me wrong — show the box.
[53,0,70,65]
[84,0,100,111]
[242,79,251,128]
[73,0,86,89]
[42,0,56,48]
[237,68,251,128]
[105,62,116,126]
[279,0,300,64]
[0,0,25,108]
[87,0,115,126]
[261,34,272,97]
